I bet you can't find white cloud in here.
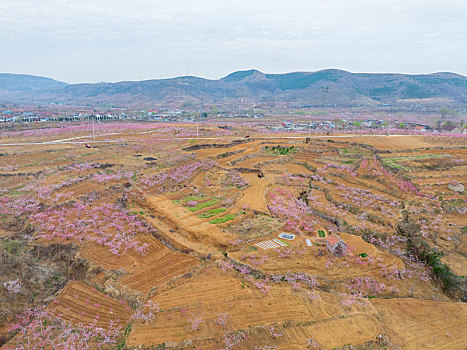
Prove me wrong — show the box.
[1,0,466,82]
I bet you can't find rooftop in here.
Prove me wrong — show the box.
[326,235,340,247]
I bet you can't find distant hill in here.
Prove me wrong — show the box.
[0,69,466,107]
[0,73,68,91]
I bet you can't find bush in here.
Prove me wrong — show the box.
[417,246,459,292]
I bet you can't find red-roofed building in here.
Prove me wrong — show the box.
[325,234,347,257]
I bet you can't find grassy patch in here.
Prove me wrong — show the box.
[382,154,447,171]
[174,195,207,204]
[79,152,97,158]
[265,145,296,156]
[209,214,236,224]
[244,246,258,253]
[381,157,409,170]
[182,195,206,203]
[341,158,358,165]
[11,184,26,192]
[199,208,227,218]
[339,146,372,157]
[188,198,220,212]
[340,148,349,154]
[2,239,24,256]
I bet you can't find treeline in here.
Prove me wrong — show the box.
[397,211,467,301]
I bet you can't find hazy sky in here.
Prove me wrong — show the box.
[1,0,466,83]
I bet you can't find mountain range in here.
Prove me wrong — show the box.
[1,69,466,108]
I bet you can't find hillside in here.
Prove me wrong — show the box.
[0,73,68,92]
[0,69,466,107]
[1,126,466,349]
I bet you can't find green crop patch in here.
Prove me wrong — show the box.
[199,208,227,218]
[265,145,296,156]
[182,195,207,203]
[188,198,220,212]
[209,214,236,224]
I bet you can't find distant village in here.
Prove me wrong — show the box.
[0,106,465,134]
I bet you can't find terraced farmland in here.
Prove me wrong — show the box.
[0,123,466,349]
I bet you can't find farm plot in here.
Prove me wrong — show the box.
[232,155,278,168]
[336,136,437,150]
[231,232,405,281]
[235,172,274,213]
[128,277,381,349]
[127,290,313,346]
[140,195,233,248]
[56,181,103,199]
[151,270,252,309]
[120,250,199,294]
[441,253,467,276]
[372,298,467,349]
[49,281,132,327]
[0,151,67,171]
[80,234,165,270]
[280,314,383,350]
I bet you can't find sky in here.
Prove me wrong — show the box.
[1,0,466,83]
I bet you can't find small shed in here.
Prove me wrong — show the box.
[325,235,347,257]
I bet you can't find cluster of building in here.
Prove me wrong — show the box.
[262,119,464,133]
[0,110,124,123]
[1,107,464,134]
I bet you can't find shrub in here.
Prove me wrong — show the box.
[417,246,460,293]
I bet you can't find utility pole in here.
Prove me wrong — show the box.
[308,116,312,138]
[388,116,391,136]
[196,122,199,138]
[92,117,95,141]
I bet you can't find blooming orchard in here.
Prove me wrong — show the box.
[30,202,151,255]
[268,188,318,235]
[5,307,122,350]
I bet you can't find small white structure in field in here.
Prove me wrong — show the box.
[325,234,347,257]
[279,233,295,240]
